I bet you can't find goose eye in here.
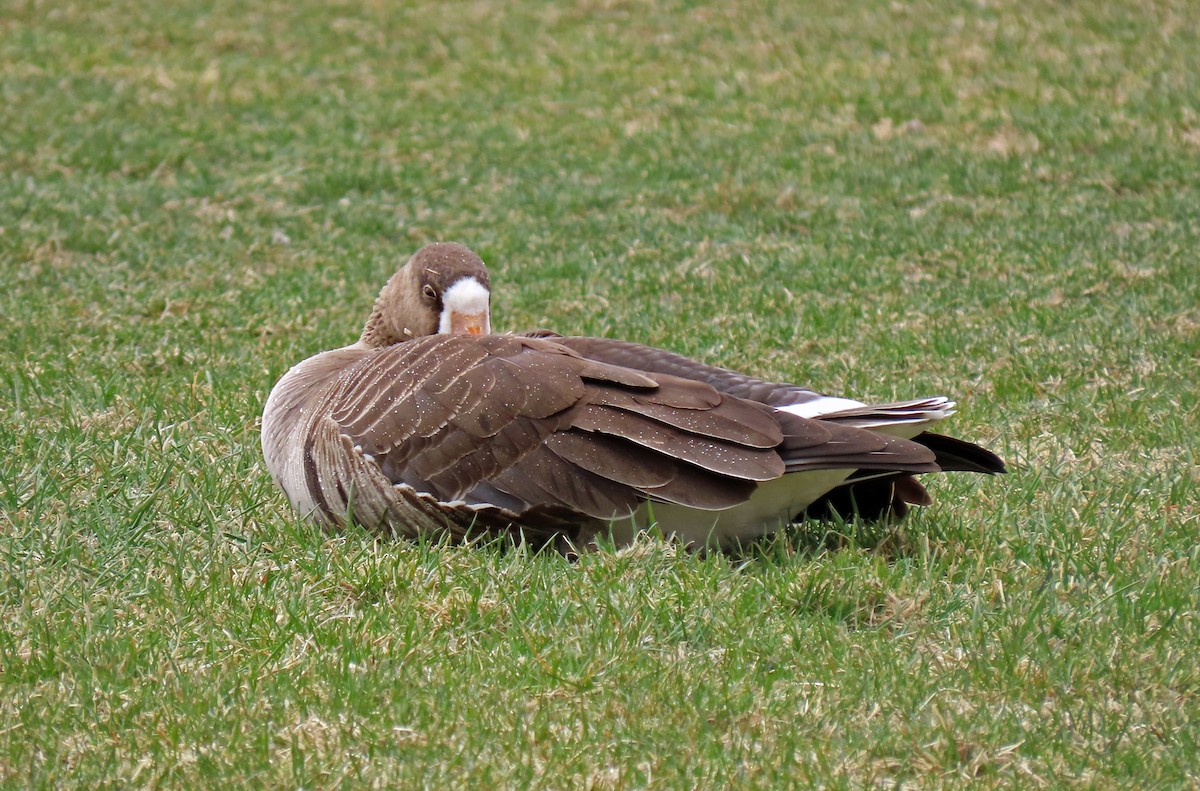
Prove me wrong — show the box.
[422,284,437,301]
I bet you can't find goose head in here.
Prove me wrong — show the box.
[358,242,492,348]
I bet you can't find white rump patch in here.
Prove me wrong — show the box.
[438,277,491,334]
[790,396,958,439]
[777,396,866,419]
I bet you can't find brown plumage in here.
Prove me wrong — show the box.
[261,242,1003,552]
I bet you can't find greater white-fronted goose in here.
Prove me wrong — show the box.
[261,243,1005,553]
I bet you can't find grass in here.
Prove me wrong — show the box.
[2,0,1199,786]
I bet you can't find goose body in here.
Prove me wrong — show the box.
[262,243,1004,552]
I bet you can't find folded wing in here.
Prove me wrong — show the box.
[310,334,938,539]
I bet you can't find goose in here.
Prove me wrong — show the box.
[261,242,1005,553]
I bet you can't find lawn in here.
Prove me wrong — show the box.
[2,0,1198,787]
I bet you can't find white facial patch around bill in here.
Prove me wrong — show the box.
[438,277,491,335]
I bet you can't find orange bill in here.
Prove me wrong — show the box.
[449,311,488,336]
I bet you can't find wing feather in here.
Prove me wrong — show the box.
[314,333,941,538]
[564,403,785,481]
[492,446,639,519]
[582,386,782,448]
[543,431,675,488]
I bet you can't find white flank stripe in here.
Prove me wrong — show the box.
[777,397,866,419]
[830,398,956,438]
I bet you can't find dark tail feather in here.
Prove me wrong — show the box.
[799,435,1005,523]
[799,473,930,522]
[915,432,1007,474]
